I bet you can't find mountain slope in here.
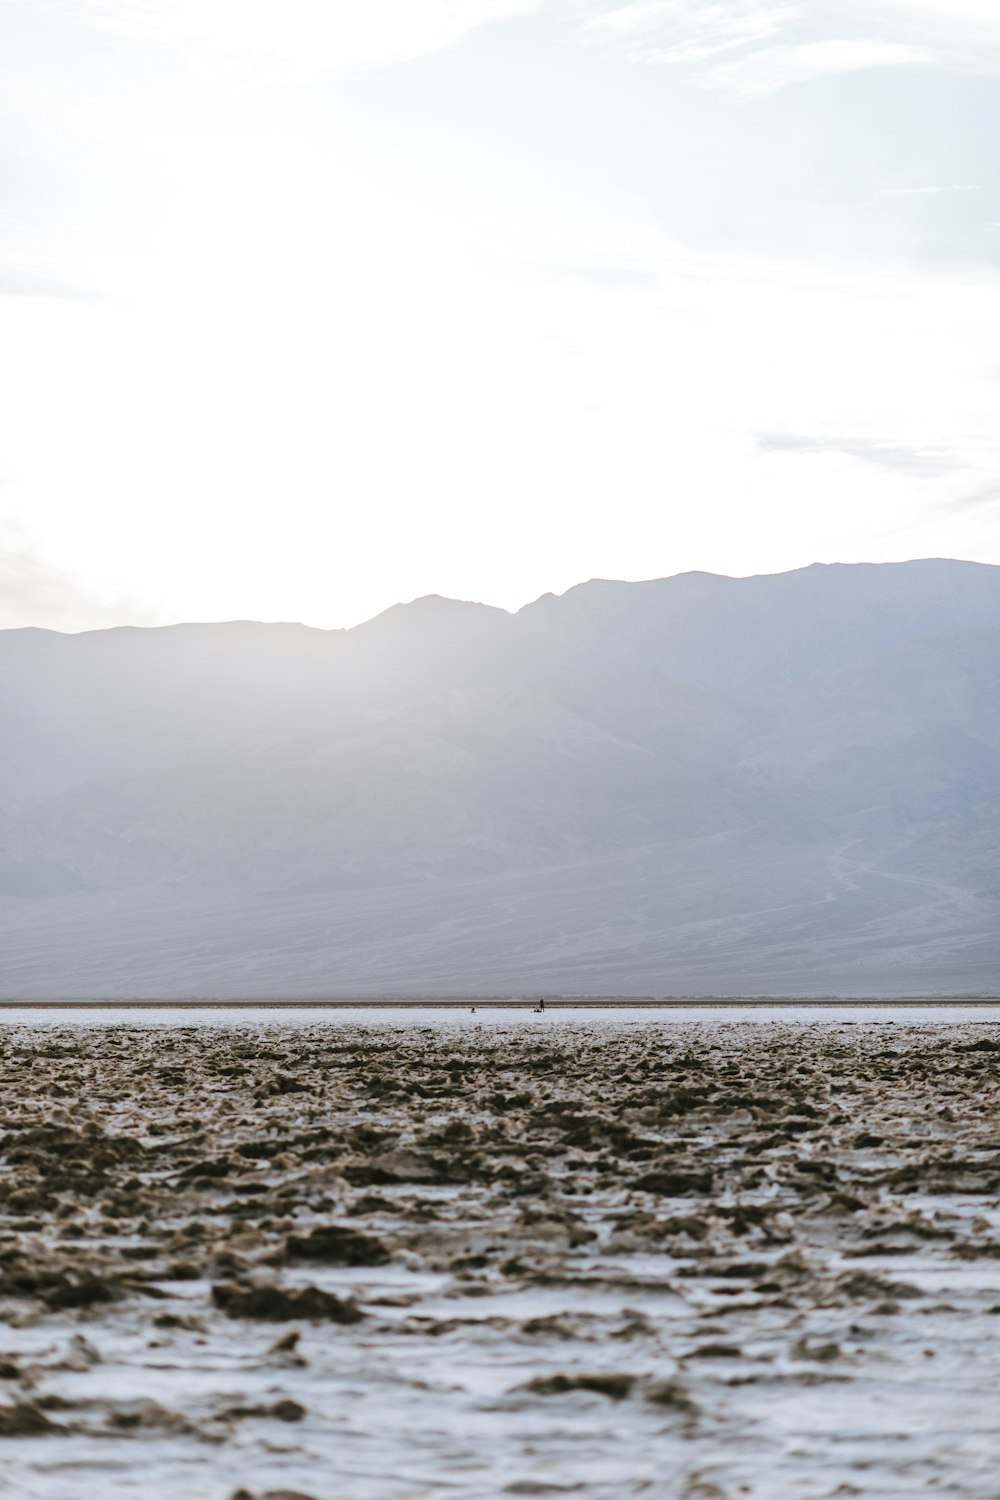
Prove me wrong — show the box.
[1,559,998,996]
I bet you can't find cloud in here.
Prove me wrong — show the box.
[0,534,154,631]
[34,0,544,83]
[706,38,928,96]
[578,0,1000,93]
[582,1,799,65]
[21,0,1000,98]
[757,433,967,478]
[873,0,1000,33]
[881,185,981,197]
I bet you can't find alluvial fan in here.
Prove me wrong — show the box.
[0,1017,998,1498]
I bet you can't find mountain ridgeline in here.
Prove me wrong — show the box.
[2,559,999,997]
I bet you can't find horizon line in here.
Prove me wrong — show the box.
[2,554,993,640]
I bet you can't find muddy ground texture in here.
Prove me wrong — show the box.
[0,1019,999,1499]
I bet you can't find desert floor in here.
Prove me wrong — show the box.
[0,1013,998,1498]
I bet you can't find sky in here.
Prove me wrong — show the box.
[2,0,1000,631]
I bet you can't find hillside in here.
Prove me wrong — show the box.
[1,559,999,997]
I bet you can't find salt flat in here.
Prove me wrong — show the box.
[0,1013,998,1499]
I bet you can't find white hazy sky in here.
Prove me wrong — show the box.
[2,0,1000,630]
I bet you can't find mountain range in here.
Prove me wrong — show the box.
[2,558,999,997]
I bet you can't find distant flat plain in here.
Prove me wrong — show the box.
[1,999,998,1021]
[0,996,997,1006]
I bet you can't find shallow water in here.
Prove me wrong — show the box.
[0,1016,998,1499]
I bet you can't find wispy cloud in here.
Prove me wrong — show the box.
[881,185,982,197]
[582,1,799,65]
[28,0,1000,95]
[707,38,928,97]
[577,0,1000,94]
[757,433,967,478]
[873,0,1000,35]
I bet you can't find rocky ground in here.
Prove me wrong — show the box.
[0,1015,999,1498]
